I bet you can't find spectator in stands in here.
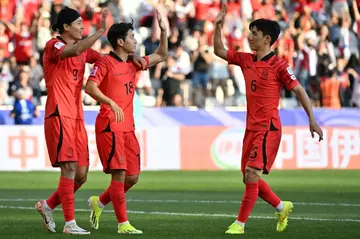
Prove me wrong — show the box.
[191,34,213,107]
[0,0,359,109]
[28,57,43,106]
[10,88,39,125]
[8,67,33,102]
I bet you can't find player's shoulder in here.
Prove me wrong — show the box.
[93,54,114,71]
[45,37,65,49]
[269,55,288,70]
[231,50,254,59]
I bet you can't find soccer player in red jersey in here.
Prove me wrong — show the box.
[84,10,168,234]
[32,7,109,235]
[34,7,146,235]
[213,5,324,235]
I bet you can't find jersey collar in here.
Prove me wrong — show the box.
[56,36,67,44]
[253,52,275,62]
[109,51,130,62]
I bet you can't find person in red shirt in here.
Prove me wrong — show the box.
[213,5,324,235]
[84,10,168,234]
[33,7,108,235]
[34,7,146,235]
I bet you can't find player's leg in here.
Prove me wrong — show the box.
[88,131,142,234]
[88,131,114,230]
[59,161,90,235]
[111,170,142,234]
[226,130,259,235]
[57,117,90,235]
[37,116,90,235]
[257,130,293,232]
[226,166,261,235]
[35,117,59,233]
[124,131,141,193]
[44,120,89,213]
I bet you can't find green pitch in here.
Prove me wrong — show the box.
[0,170,360,239]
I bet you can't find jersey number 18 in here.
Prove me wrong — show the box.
[124,82,134,95]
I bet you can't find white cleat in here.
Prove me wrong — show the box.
[63,222,91,235]
[35,200,56,233]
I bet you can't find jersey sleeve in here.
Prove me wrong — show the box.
[48,40,66,62]
[87,58,108,85]
[86,49,101,64]
[277,62,300,90]
[227,50,253,68]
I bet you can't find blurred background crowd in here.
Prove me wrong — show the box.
[0,0,360,111]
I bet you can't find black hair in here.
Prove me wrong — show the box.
[51,7,81,34]
[249,18,281,46]
[107,20,134,49]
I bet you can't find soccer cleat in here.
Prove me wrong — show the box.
[88,196,103,230]
[35,200,56,233]
[276,201,294,232]
[225,222,245,235]
[63,222,90,235]
[118,222,143,234]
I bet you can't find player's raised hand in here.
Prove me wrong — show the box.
[215,4,227,26]
[156,9,167,31]
[110,101,124,123]
[100,8,109,31]
[310,120,323,142]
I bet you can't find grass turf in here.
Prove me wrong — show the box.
[0,170,359,238]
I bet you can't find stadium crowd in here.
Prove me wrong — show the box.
[0,0,360,109]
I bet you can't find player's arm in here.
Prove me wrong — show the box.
[213,5,228,61]
[60,9,108,60]
[85,62,124,123]
[278,64,323,141]
[147,9,168,67]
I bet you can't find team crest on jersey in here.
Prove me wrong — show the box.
[54,42,65,49]
[261,69,269,79]
[90,66,99,76]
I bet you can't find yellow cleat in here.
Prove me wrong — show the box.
[276,201,294,232]
[118,222,143,234]
[88,196,103,230]
[225,222,245,235]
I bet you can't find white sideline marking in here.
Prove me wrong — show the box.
[0,198,359,207]
[0,205,360,223]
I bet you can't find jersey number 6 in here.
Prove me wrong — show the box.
[251,80,256,92]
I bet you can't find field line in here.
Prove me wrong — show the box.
[0,198,359,207]
[0,205,359,223]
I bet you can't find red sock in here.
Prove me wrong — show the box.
[124,184,133,193]
[109,180,127,223]
[258,179,281,207]
[99,187,111,206]
[58,176,75,222]
[46,183,82,209]
[237,182,259,223]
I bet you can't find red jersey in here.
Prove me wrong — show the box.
[88,52,149,132]
[14,33,33,62]
[0,0,16,22]
[43,37,101,119]
[227,50,299,131]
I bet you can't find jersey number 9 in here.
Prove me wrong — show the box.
[73,69,78,81]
